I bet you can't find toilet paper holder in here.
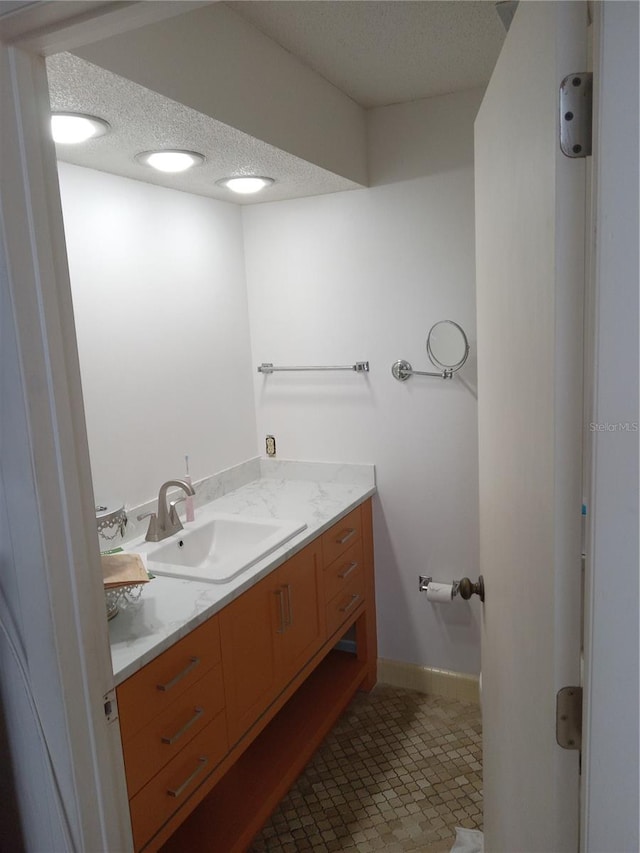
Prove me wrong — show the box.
[419,575,485,602]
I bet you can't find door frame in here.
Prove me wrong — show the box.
[0,1,636,849]
[580,2,639,851]
[0,4,212,850]
[0,39,132,853]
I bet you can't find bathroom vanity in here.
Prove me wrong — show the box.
[109,466,377,852]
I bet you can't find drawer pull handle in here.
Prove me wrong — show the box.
[284,583,294,628]
[340,593,362,613]
[161,707,204,745]
[167,756,209,799]
[275,588,287,634]
[336,528,356,546]
[338,561,358,580]
[156,656,201,692]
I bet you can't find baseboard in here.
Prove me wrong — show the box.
[377,658,480,704]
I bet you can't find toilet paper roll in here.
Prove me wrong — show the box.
[426,582,455,603]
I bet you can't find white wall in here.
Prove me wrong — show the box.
[243,90,483,675]
[58,163,258,509]
[57,91,483,676]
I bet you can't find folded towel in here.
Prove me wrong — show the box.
[102,553,149,589]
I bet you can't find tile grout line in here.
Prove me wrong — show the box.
[249,684,483,852]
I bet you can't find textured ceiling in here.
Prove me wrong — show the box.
[227,1,505,108]
[45,2,505,203]
[46,52,362,205]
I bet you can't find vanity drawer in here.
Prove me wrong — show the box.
[323,539,363,604]
[129,710,228,851]
[117,615,221,743]
[325,575,366,639]
[321,505,362,568]
[123,663,226,798]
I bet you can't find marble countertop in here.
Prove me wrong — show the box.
[108,462,376,685]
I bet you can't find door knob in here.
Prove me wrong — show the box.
[458,576,485,602]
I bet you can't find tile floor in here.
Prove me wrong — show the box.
[248,684,483,852]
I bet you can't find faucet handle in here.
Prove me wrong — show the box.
[137,511,159,542]
[169,498,186,528]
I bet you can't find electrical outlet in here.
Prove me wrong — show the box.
[266,435,276,457]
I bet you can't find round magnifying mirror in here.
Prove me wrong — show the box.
[426,320,470,373]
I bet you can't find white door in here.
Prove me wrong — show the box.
[475,3,587,851]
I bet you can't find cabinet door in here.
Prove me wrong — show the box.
[219,578,279,746]
[274,541,324,683]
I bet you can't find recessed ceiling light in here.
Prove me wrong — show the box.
[135,150,205,173]
[216,176,275,195]
[51,112,110,144]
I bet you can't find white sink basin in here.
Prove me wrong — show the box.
[139,513,307,584]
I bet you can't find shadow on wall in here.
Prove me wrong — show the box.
[367,88,484,186]
[372,483,481,675]
[371,498,425,662]
[0,700,26,853]
[456,343,478,400]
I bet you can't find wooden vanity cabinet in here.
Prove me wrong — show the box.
[322,511,367,640]
[128,708,228,851]
[117,615,222,746]
[119,498,377,853]
[217,571,280,746]
[219,539,323,746]
[321,504,363,566]
[116,616,228,851]
[271,540,325,687]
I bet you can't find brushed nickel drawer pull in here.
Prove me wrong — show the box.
[275,588,287,634]
[339,593,362,613]
[338,561,358,580]
[167,756,208,799]
[161,707,204,745]
[156,656,201,692]
[336,528,356,546]
[284,583,293,627]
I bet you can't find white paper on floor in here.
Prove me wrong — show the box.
[450,826,484,853]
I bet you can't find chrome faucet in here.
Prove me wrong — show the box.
[137,478,196,542]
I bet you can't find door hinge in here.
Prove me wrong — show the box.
[103,688,119,724]
[556,686,582,749]
[559,72,593,158]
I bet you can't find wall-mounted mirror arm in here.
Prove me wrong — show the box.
[392,320,469,383]
[391,360,454,382]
